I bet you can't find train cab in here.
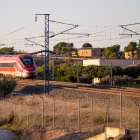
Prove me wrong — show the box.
[0,54,38,79]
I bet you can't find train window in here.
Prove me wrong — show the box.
[0,63,13,68]
[20,57,33,66]
[0,63,3,67]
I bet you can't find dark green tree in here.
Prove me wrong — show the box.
[0,47,15,54]
[102,44,120,59]
[137,40,140,58]
[53,42,75,55]
[124,42,138,52]
[82,43,92,48]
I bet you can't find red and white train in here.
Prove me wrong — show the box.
[0,54,38,79]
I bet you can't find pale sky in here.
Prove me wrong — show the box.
[0,0,140,53]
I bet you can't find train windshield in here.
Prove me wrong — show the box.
[20,57,34,66]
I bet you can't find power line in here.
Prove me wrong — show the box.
[77,12,140,24]
[0,22,35,37]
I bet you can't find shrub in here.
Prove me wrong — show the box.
[113,75,133,86]
[67,75,77,83]
[93,114,107,125]
[7,111,23,126]
[7,111,14,124]
[101,75,110,85]
[64,59,76,63]
[80,102,90,108]
[0,77,17,97]
[79,74,91,84]
[44,115,53,124]
[68,115,78,122]
[17,96,24,101]
[113,75,121,85]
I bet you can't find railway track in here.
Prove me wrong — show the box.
[16,79,140,98]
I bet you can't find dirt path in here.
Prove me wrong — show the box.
[0,128,14,140]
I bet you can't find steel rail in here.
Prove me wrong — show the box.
[16,79,140,98]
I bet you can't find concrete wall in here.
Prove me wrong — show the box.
[85,127,126,140]
[86,132,105,140]
[83,59,138,67]
[106,127,126,138]
[83,59,100,66]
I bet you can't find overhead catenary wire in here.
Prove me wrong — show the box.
[0,22,36,37]
[1,15,140,53]
[3,26,140,47]
[76,12,140,24]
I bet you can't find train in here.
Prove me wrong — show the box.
[0,54,38,79]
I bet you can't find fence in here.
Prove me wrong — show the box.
[0,88,139,139]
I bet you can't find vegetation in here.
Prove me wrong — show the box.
[124,42,138,52]
[93,114,105,125]
[37,63,140,86]
[101,74,140,86]
[101,44,125,59]
[53,42,76,56]
[0,77,17,97]
[0,46,27,55]
[0,111,26,140]
[82,43,92,48]
[80,102,90,108]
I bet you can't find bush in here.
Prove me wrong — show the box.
[101,75,110,85]
[93,114,105,125]
[7,111,23,126]
[79,74,91,84]
[113,75,122,85]
[64,58,77,63]
[67,75,77,83]
[0,77,17,97]
[113,75,133,86]
[7,111,14,124]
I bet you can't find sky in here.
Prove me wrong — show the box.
[0,0,140,53]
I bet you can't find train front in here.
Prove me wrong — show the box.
[19,55,38,79]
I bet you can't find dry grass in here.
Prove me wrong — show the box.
[80,102,90,108]
[0,91,139,139]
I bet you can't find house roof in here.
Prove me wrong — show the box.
[77,47,103,50]
[122,63,140,69]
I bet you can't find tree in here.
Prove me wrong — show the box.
[53,42,75,55]
[102,44,120,59]
[124,42,138,52]
[82,43,92,48]
[74,48,78,56]
[118,51,125,59]
[17,50,27,54]
[137,40,140,58]
[0,47,15,54]
[108,53,117,59]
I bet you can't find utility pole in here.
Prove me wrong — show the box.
[35,14,50,94]
[77,59,79,83]
[52,58,54,80]
[110,62,112,86]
